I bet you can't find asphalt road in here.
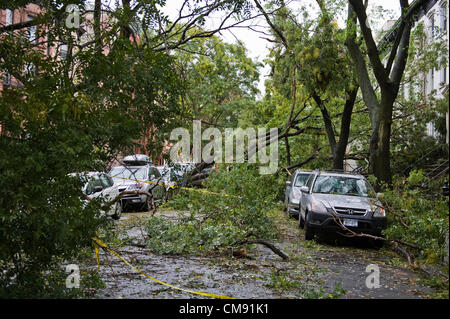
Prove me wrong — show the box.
[86,209,435,299]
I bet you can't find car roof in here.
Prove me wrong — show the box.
[294,169,312,174]
[110,164,153,170]
[312,169,365,179]
[69,171,111,182]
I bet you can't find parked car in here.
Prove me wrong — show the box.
[156,165,181,199]
[298,170,387,240]
[284,170,312,218]
[109,155,166,211]
[73,172,122,220]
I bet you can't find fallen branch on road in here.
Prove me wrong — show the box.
[233,238,289,260]
[327,209,429,275]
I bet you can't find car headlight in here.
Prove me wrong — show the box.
[291,188,301,200]
[311,200,328,214]
[373,206,386,217]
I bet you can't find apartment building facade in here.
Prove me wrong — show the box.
[402,0,449,143]
[420,0,449,143]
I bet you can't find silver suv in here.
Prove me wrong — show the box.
[298,170,387,240]
[284,170,312,218]
[109,155,166,211]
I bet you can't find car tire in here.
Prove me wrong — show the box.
[304,212,314,240]
[299,213,305,229]
[112,202,122,220]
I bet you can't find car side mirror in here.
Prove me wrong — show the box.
[286,181,292,187]
[93,185,103,193]
[300,186,309,193]
[150,174,155,180]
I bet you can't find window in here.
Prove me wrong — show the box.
[312,176,372,197]
[429,68,435,92]
[109,166,147,181]
[5,9,13,25]
[306,174,315,190]
[99,174,111,188]
[4,72,11,86]
[85,178,103,195]
[441,67,447,84]
[294,173,311,187]
[59,44,68,60]
[27,15,38,44]
[106,175,114,187]
[148,167,161,179]
[441,2,448,32]
[430,13,436,38]
[25,62,36,77]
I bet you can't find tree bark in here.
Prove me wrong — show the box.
[346,0,413,184]
[333,87,358,170]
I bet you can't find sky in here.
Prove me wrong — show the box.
[161,0,402,96]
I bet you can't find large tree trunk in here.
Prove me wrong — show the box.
[333,87,358,170]
[346,0,412,185]
[373,91,395,184]
[313,86,358,171]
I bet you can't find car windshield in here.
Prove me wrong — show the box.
[312,175,373,197]
[109,166,147,181]
[294,173,311,187]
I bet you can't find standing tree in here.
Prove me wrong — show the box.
[0,0,257,297]
[345,0,422,184]
[255,0,360,170]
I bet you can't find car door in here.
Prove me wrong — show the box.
[98,173,118,214]
[87,177,104,199]
[300,173,315,219]
[285,173,295,206]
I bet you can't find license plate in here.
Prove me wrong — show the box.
[343,218,358,227]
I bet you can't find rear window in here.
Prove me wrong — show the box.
[109,166,147,181]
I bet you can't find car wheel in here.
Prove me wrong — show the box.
[298,213,305,229]
[304,212,314,240]
[112,202,122,220]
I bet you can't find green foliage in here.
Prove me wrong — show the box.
[0,0,182,297]
[174,32,261,129]
[0,264,105,299]
[264,270,347,298]
[378,171,449,265]
[300,282,347,299]
[146,163,284,255]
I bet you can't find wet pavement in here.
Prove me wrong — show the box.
[85,209,436,299]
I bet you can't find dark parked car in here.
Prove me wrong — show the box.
[298,170,387,240]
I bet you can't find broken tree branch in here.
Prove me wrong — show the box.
[234,239,289,260]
